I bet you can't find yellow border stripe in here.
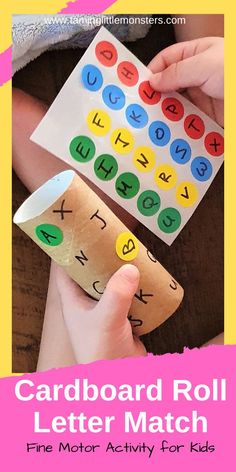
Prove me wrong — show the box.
[224,12,235,344]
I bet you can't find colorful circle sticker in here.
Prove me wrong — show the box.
[102,85,125,110]
[117,61,139,86]
[94,154,118,181]
[204,131,224,157]
[87,109,111,136]
[155,164,177,190]
[137,190,161,216]
[191,156,213,182]
[138,81,161,105]
[111,128,134,154]
[184,114,205,139]
[35,224,63,246]
[95,41,118,67]
[149,121,171,147]
[115,172,140,199]
[158,208,181,233]
[133,146,156,173]
[69,135,96,163]
[125,103,148,129]
[161,97,184,121]
[176,181,198,207]
[81,64,103,91]
[170,138,192,165]
[116,231,139,261]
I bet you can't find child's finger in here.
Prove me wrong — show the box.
[97,264,140,324]
[149,52,212,92]
[148,37,213,73]
[55,265,95,312]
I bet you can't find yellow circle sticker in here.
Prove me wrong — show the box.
[116,231,139,261]
[87,109,111,136]
[133,146,156,173]
[176,181,198,207]
[111,128,134,154]
[155,164,177,190]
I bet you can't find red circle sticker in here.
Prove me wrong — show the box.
[95,41,118,67]
[117,61,139,86]
[184,114,205,139]
[204,131,224,157]
[138,81,161,105]
[161,97,184,121]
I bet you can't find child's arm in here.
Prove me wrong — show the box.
[173,14,224,42]
[36,262,76,371]
[203,333,224,346]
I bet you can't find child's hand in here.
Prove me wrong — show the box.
[55,264,147,364]
[149,37,224,126]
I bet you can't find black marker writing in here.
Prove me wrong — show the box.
[128,315,143,328]
[92,112,104,128]
[39,231,57,245]
[93,280,105,295]
[162,215,176,228]
[122,239,136,256]
[159,172,171,183]
[115,132,129,148]
[137,153,149,168]
[180,186,189,199]
[87,72,97,86]
[129,110,142,124]
[90,210,107,230]
[147,250,157,263]
[135,289,153,304]
[53,199,73,220]
[121,67,134,80]
[170,279,178,290]
[75,251,88,266]
[116,180,133,197]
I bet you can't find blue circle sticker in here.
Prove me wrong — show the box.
[170,138,192,164]
[148,121,171,146]
[125,104,148,129]
[102,85,125,110]
[81,64,103,92]
[191,156,213,182]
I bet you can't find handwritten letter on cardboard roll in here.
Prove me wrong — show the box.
[13,170,184,335]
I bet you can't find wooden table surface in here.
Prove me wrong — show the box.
[12,22,224,372]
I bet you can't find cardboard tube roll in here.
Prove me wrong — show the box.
[13,170,184,335]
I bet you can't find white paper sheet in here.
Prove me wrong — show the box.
[31,27,224,245]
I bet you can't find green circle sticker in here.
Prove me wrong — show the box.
[115,172,140,199]
[94,154,118,181]
[158,208,181,233]
[69,135,96,163]
[137,190,161,216]
[35,224,63,246]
